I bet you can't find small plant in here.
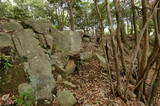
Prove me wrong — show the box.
[16,88,34,106]
[0,56,13,71]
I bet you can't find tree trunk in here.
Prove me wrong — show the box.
[113,0,127,75]
[149,59,160,105]
[130,0,141,87]
[149,2,160,104]
[157,1,160,46]
[105,0,121,96]
[136,0,149,100]
[67,1,75,31]
[131,0,138,42]
[113,0,126,43]
[126,1,159,100]
[94,0,104,44]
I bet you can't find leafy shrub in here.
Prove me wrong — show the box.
[16,88,34,106]
[0,56,13,71]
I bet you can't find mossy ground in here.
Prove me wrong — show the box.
[0,60,29,96]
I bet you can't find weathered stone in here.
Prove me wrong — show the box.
[24,55,55,99]
[65,59,76,75]
[12,29,39,57]
[36,34,53,50]
[52,30,81,55]
[80,51,93,60]
[0,32,13,55]
[94,53,106,67]
[23,19,54,50]
[50,52,69,68]
[23,19,52,34]
[18,83,33,94]
[12,29,56,100]
[57,89,77,106]
[0,32,13,48]
[0,20,23,31]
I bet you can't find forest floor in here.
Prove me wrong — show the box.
[51,37,148,106]
[53,58,127,106]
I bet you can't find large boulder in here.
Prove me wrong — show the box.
[12,29,39,57]
[23,19,52,34]
[52,30,81,55]
[23,19,54,51]
[12,29,56,100]
[23,20,82,55]
[0,20,23,31]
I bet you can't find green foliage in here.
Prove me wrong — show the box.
[16,88,34,106]
[0,0,146,32]
[0,56,13,71]
[11,6,31,19]
[0,2,13,18]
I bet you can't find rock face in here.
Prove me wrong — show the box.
[23,19,54,51]
[0,33,13,56]
[57,89,77,106]
[12,29,56,99]
[0,19,82,101]
[0,20,22,55]
[0,19,23,31]
[23,19,52,34]
[52,30,81,55]
[0,32,13,48]
[36,34,53,49]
